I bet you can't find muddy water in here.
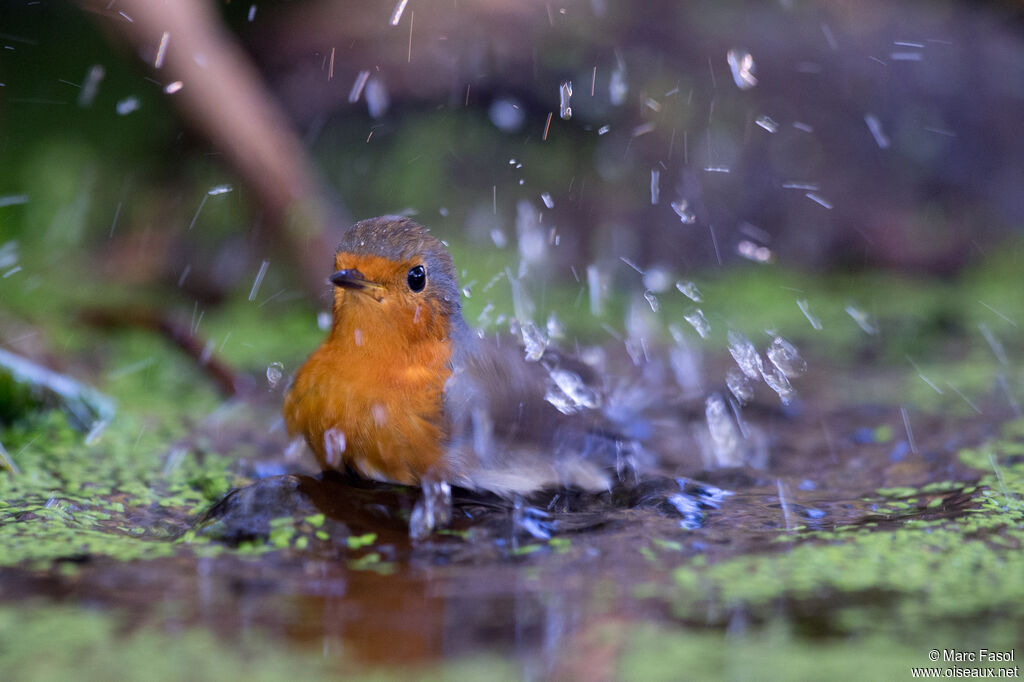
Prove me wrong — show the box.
[0,365,1004,671]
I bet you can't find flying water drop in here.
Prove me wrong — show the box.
[754,115,778,133]
[671,199,696,224]
[766,335,806,377]
[545,368,601,414]
[676,280,702,302]
[520,321,549,361]
[559,81,573,119]
[726,48,758,89]
[683,308,710,338]
[266,362,284,388]
[726,367,754,404]
[705,393,744,467]
[727,331,763,380]
[323,428,346,467]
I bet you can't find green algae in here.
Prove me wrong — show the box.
[663,419,1024,644]
[615,622,1002,682]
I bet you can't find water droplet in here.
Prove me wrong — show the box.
[545,368,601,414]
[371,403,388,426]
[726,367,754,404]
[409,478,452,540]
[767,336,806,377]
[546,312,564,339]
[671,199,696,224]
[650,169,660,205]
[796,299,822,330]
[726,48,758,89]
[846,305,878,334]
[348,70,370,103]
[642,266,672,293]
[609,64,628,105]
[705,393,744,467]
[597,124,611,135]
[558,80,573,120]
[323,428,346,467]
[683,308,711,338]
[541,192,555,209]
[317,311,331,331]
[207,184,233,196]
[389,0,409,25]
[755,115,778,133]
[675,280,702,302]
[489,229,507,248]
[365,77,389,118]
[760,362,796,404]
[727,331,763,379]
[643,290,660,312]
[587,264,604,316]
[116,96,140,116]
[461,285,472,298]
[266,362,284,387]
[489,97,524,132]
[520,321,549,361]
[864,113,890,149]
[737,240,773,263]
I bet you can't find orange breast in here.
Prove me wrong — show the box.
[283,333,453,485]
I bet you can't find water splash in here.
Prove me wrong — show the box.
[675,280,702,302]
[726,366,754,404]
[727,331,763,379]
[520,321,549,361]
[545,368,601,415]
[409,478,452,540]
[683,308,710,338]
[766,336,806,377]
[760,362,796,404]
[705,393,744,467]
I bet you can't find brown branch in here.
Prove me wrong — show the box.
[77,0,348,300]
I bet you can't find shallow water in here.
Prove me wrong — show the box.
[0,362,1009,674]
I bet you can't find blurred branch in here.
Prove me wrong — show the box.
[77,0,348,300]
[82,308,251,398]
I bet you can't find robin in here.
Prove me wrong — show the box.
[283,216,629,520]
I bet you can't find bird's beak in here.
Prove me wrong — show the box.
[329,269,385,296]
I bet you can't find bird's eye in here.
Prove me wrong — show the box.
[407,265,426,292]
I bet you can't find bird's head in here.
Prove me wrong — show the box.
[329,216,464,344]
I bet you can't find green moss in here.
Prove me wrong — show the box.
[616,622,1000,682]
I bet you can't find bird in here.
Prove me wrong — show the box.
[282,216,640,512]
